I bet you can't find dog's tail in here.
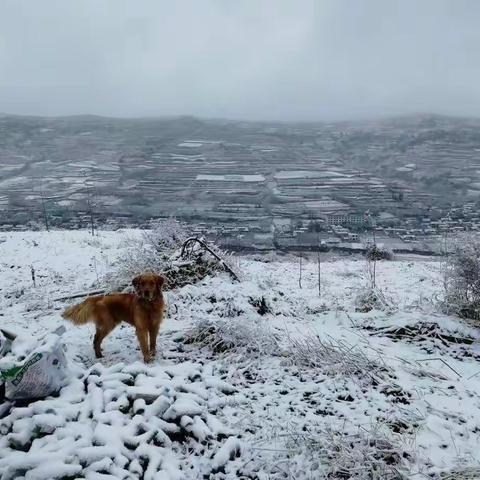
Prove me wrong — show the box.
[62,297,98,325]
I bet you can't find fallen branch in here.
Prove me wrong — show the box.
[53,288,114,302]
[467,369,480,380]
[415,358,462,378]
[369,323,473,345]
[179,237,239,282]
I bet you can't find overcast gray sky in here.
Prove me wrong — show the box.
[1,0,479,121]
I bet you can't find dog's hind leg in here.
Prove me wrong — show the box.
[93,320,116,358]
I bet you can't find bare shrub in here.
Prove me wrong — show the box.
[355,286,396,314]
[286,332,388,384]
[442,234,480,320]
[183,317,280,356]
[115,218,191,279]
[366,244,395,261]
[107,219,237,290]
[354,246,397,314]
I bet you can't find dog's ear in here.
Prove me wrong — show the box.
[132,275,142,291]
[155,274,166,291]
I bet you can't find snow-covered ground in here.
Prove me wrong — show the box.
[1,230,480,479]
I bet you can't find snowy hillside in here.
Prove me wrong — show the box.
[1,230,480,479]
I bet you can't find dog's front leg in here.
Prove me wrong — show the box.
[136,328,151,363]
[149,320,161,358]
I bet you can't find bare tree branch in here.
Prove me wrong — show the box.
[179,237,239,282]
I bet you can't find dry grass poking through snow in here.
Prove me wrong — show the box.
[183,317,281,356]
[285,332,389,385]
[183,316,389,388]
[282,420,413,479]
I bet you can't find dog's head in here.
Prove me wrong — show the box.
[132,273,165,301]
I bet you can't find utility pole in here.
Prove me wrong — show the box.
[317,232,321,298]
[365,211,376,288]
[83,172,96,236]
[317,250,321,297]
[40,180,50,231]
[298,254,303,289]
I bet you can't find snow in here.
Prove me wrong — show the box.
[212,437,244,469]
[177,142,203,148]
[195,174,266,182]
[304,199,349,210]
[274,170,347,179]
[1,230,480,478]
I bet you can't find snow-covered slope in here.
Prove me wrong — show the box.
[1,230,479,479]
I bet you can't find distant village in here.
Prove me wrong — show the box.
[183,199,479,255]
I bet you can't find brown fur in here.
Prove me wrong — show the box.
[62,273,166,363]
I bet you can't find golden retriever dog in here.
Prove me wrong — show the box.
[62,273,166,363]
